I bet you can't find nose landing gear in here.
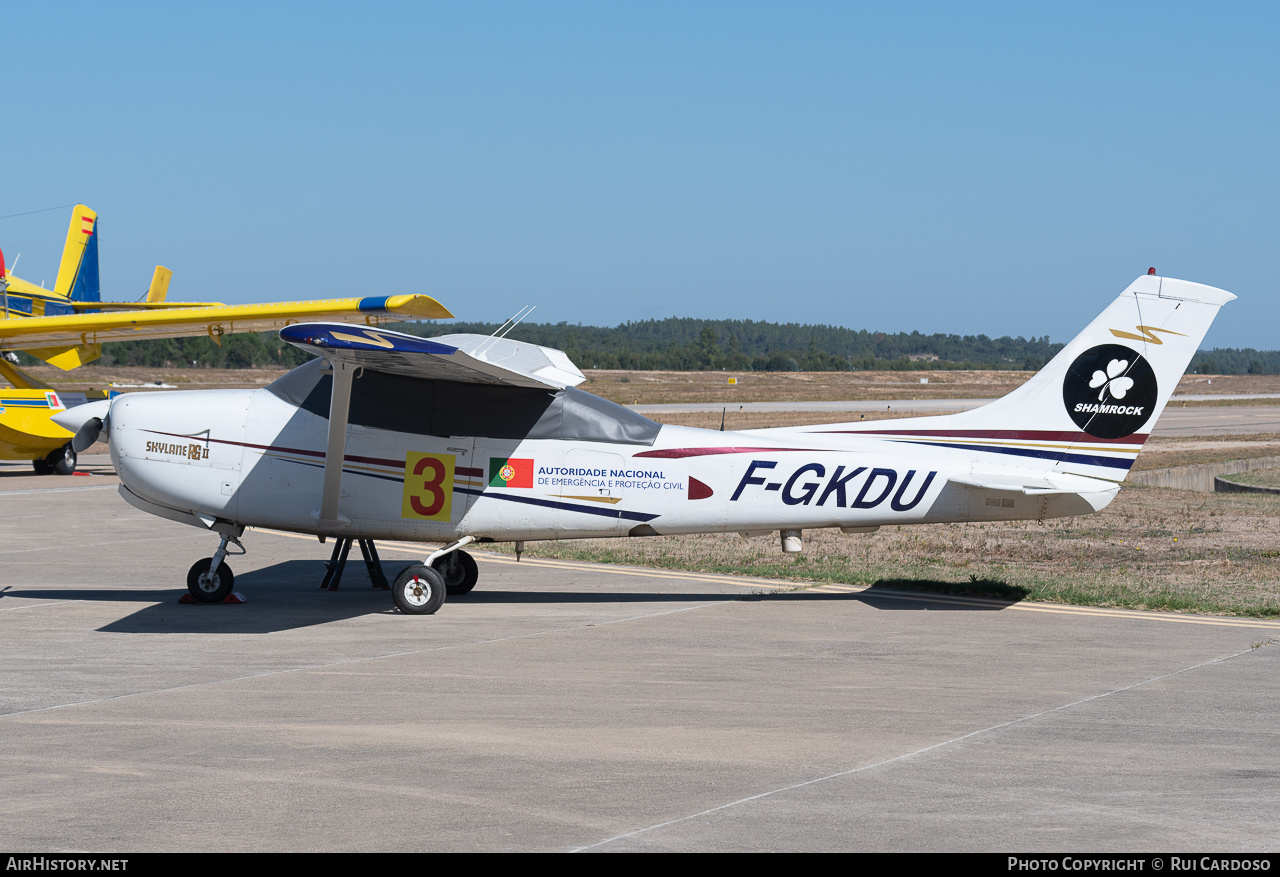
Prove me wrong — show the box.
[186,534,245,604]
[390,536,479,614]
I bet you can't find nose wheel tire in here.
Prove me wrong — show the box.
[431,549,479,595]
[392,565,446,615]
[187,558,235,603]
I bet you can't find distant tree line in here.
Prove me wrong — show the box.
[14,318,1279,374]
[12,332,313,370]
[395,318,1066,372]
[1189,349,1280,375]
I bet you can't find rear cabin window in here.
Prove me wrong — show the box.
[266,359,660,446]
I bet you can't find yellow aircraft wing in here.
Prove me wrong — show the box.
[0,294,453,370]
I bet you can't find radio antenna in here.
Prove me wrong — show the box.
[489,305,534,338]
[480,305,536,355]
[496,305,535,338]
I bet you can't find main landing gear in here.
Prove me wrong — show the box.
[317,535,480,614]
[391,536,480,615]
[432,548,479,596]
[391,565,446,615]
[187,534,245,603]
[32,442,76,476]
[316,538,478,601]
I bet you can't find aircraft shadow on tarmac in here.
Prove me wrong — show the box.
[2,562,1021,635]
[747,582,1023,612]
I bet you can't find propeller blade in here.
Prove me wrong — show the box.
[52,399,112,452]
[71,416,104,453]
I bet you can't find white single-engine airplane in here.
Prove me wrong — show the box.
[56,272,1233,614]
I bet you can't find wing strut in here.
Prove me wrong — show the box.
[313,359,357,526]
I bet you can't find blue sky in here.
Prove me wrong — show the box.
[4,3,1276,348]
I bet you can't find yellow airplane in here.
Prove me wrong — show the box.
[1,205,452,474]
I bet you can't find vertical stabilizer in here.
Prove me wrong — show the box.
[788,275,1235,481]
[53,205,100,302]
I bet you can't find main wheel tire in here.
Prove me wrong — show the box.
[432,549,479,595]
[32,458,52,475]
[392,564,446,615]
[187,558,235,604]
[49,443,77,476]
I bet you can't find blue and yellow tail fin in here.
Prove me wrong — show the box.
[53,205,100,303]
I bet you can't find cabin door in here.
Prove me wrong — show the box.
[556,449,629,537]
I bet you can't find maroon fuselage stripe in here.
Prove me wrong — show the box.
[810,428,1147,445]
[633,446,826,459]
[142,430,486,474]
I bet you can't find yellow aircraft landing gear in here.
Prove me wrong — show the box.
[32,442,76,476]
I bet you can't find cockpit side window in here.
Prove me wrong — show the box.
[265,360,660,445]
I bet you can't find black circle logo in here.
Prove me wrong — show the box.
[1062,344,1158,439]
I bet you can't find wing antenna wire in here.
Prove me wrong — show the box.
[489,305,530,338]
[496,304,536,338]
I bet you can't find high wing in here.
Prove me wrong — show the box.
[279,322,585,389]
[0,296,454,370]
[278,322,585,525]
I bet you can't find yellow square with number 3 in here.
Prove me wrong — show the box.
[401,452,455,520]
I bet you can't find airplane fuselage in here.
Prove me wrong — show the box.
[55,272,1234,613]
[109,383,1118,546]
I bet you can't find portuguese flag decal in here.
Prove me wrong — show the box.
[489,457,534,488]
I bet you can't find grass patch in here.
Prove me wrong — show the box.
[1220,469,1280,489]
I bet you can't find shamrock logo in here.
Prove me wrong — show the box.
[1063,344,1158,439]
[1090,359,1133,401]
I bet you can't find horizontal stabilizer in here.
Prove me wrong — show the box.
[279,324,586,389]
[949,474,1116,496]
